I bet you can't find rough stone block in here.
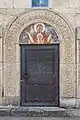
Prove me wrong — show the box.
[0,8,25,16]
[0,0,13,8]
[53,0,69,10]
[60,97,76,108]
[14,0,30,8]
[69,0,79,8]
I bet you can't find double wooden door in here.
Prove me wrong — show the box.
[20,44,59,106]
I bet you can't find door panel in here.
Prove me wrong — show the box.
[20,44,59,106]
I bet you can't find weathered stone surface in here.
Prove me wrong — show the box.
[3,62,20,97]
[2,15,14,28]
[60,98,76,108]
[0,26,2,38]
[0,96,20,106]
[69,0,79,8]
[0,8,25,16]
[0,0,79,9]
[0,14,3,26]
[0,0,13,8]
[0,7,78,107]
[0,106,79,117]
[0,106,67,117]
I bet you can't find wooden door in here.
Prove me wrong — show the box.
[20,44,59,106]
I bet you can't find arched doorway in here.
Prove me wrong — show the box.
[19,23,60,106]
[3,9,75,107]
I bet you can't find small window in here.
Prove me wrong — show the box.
[32,0,48,7]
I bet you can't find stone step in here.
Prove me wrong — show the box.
[0,107,67,117]
[0,106,80,117]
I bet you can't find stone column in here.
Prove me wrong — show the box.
[75,27,80,108]
[0,25,3,104]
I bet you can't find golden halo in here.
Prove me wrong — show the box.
[34,23,45,33]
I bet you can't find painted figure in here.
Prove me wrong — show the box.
[25,23,52,44]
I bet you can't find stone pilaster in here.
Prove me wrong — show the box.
[0,25,3,98]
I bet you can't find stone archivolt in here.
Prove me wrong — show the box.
[3,9,75,100]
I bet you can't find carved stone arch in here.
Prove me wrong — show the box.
[3,9,76,106]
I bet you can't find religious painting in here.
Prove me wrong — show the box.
[20,23,59,44]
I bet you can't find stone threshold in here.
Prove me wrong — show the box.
[0,106,79,117]
[0,106,68,117]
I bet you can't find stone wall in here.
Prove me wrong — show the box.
[0,0,80,107]
[0,0,79,9]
